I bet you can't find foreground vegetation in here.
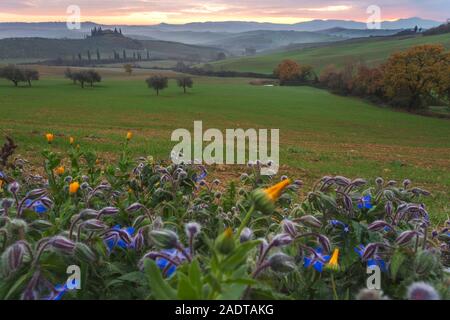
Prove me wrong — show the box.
[0,136,448,300]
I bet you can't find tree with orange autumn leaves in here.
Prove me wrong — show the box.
[381,44,450,109]
[274,59,314,85]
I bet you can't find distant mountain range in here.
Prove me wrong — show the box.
[0,17,444,61]
[0,17,442,40]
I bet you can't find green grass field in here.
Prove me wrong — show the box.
[211,33,450,74]
[1,68,449,221]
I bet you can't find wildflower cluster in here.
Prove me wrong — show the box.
[0,134,448,300]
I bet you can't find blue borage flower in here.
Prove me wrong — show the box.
[24,199,48,214]
[329,220,350,233]
[156,248,190,278]
[193,168,208,183]
[355,244,387,272]
[358,195,373,210]
[303,247,331,272]
[45,277,80,300]
[105,225,135,251]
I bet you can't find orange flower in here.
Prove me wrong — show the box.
[55,166,65,175]
[252,179,292,214]
[69,181,80,194]
[126,131,133,141]
[69,137,75,145]
[45,133,54,143]
[263,179,292,201]
[327,248,340,271]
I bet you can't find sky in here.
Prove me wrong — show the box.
[0,0,449,25]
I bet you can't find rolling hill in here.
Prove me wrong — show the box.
[210,32,450,74]
[0,33,225,62]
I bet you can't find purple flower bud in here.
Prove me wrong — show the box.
[407,282,440,300]
[240,227,253,243]
[386,180,397,187]
[2,198,13,209]
[342,193,353,213]
[317,234,331,254]
[78,209,98,219]
[385,201,393,217]
[49,236,76,253]
[26,188,47,199]
[8,181,20,194]
[82,219,107,232]
[297,215,322,229]
[39,196,53,208]
[293,179,303,187]
[334,176,351,187]
[361,243,379,261]
[368,220,393,232]
[271,233,293,247]
[375,177,384,186]
[126,202,144,213]
[351,178,367,187]
[2,242,26,275]
[98,207,119,217]
[395,230,419,246]
[403,179,411,189]
[281,219,298,236]
[131,230,145,251]
[185,222,201,238]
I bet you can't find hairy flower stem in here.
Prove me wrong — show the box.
[236,204,255,238]
[176,242,192,262]
[330,274,339,300]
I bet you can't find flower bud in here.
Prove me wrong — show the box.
[50,236,76,253]
[185,222,201,239]
[8,181,20,194]
[271,233,293,247]
[351,178,367,187]
[268,253,296,273]
[361,243,379,261]
[78,209,98,219]
[385,201,393,217]
[375,177,384,186]
[407,282,440,300]
[403,179,411,189]
[29,220,53,231]
[215,228,235,255]
[239,227,253,243]
[298,215,322,229]
[356,289,388,300]
[26,188,47,199]
[126,202,144,213]
[82,219,107,232]
[1,198,13,209]
[368,220,393,232]
[8,219,28,234]
[281,219,298,237]
[1,242,26,276]
[149,229,179,249]
[74,242,97,263]
[395,230,418,246]
[317,234,331,254]
[98,207,119,217]
[334,176,351,187]
[131,231,145,251]
[383,190,395,201]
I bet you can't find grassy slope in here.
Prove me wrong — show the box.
[211,33,450,74]
[1,72,449,220]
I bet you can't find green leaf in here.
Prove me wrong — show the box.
[390,250,406,281]
[189,259,202,296]
[177,273,199,300]
[144,259,177,300]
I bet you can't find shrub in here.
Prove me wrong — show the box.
[0,65,39,87]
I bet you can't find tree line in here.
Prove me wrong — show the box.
[273,44,450,111]
[64,69,102,88]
